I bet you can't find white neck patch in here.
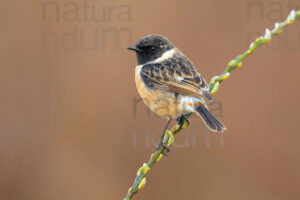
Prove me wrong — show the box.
[154,48,175,63]
[138,48,176,67]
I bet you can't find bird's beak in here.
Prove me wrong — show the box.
[127,46,141,52]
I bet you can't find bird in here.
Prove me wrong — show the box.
[128,34,226,149]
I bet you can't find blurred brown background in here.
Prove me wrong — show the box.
[1,0,300,199]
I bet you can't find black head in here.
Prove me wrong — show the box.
[127,34,174,65]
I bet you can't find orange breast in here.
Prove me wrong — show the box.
[135,65,149,101]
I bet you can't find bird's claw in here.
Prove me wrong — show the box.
[156,141,170,156]
[177,114,190,127]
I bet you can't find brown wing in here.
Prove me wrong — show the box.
[140,55,212,100]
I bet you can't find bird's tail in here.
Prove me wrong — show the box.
[195,104,227,132]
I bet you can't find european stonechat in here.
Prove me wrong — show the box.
[128,34,226,146]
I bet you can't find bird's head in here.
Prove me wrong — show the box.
[127,34,174,65]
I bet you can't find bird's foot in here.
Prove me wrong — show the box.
[177,114,190,128]
[156,139,170,156]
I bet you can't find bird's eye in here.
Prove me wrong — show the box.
[150,46,156,51]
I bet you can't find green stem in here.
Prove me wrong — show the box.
[208,10,300,94]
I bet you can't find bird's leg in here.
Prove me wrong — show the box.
[177,114,190,128]
[156,118,171,154]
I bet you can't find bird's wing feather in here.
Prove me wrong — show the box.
[140,57,211,99]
